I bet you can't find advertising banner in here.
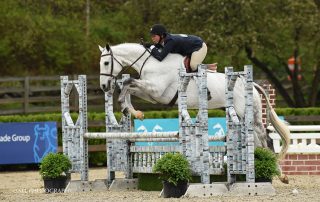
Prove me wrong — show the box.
[0,122,57,164]
[134,118,226,146]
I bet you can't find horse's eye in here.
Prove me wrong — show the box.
[104,61,109,66]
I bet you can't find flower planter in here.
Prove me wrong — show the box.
[44,176,69,193]
[162,180,188,198]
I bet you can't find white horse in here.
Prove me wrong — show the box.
[98,43,290,183]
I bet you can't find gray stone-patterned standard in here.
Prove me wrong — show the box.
[61,65,275,196]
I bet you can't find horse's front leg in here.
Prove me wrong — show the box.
[118,88,145,120]
[116,81,142,119]
[118,78,165,120]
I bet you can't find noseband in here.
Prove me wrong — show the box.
[100,47,149,79]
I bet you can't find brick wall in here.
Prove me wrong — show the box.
[257,80,276,128]
[280,154,320,175]
[257,81,320,175]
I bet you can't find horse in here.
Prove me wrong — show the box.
[98,43,290,183]
[33,123,57,162]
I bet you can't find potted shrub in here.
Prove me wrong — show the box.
[39,152,72,193]
[153,153,192,198]
[254,147,280,182]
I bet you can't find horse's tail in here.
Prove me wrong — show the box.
[254,83,290,183]
[253,83,290,160]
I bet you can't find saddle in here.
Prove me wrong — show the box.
[184,57,195,73]
[181,57,212,102]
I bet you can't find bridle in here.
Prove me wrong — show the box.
[100,46,151,80]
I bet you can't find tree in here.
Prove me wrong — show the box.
[1,0,319,107]
[0,0,90,75]
[0,0,126,76]
[155,0,320,107]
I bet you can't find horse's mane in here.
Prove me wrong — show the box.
[112,43,145,56]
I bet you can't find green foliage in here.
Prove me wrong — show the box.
[88,152,106,166]
[0,107,318,123]
[153,153,192,186]
[1,0,319,106]
[138,173,163,191]
[254,148,280,180]
[155,0,320,107]
[39,153,71,179]
[275,107,320,116]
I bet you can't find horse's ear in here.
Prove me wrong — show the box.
[106,43,110,51]
[98,45,104,52]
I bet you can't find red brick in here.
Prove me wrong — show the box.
[305,161,320,165]
[297,166,316,171]
[292,161,305,165]
[288,154,298,160]
[317,166,320,170]
[285,171,309,175]
[308,172,320,175]
[308,155,317,160]
[297,155,309,160]
[280,160,292,165]
[281,166,296,171]
[317,155,320,160]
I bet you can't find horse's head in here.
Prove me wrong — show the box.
[99,44,123,92]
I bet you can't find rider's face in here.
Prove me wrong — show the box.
[151,34,161,44]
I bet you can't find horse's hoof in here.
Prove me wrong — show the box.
[135,111,144,120]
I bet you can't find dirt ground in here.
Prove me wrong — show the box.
[0,168,320,202]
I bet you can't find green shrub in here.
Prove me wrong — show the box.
[89,152,106,166]
[39,153,72,179]
[254,148,279,180]
[153,153,192,186]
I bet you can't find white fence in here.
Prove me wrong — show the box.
[268,125,320,154]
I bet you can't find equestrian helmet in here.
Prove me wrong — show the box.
[150,24,167,36]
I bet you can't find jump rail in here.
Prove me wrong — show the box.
[268,125,320,153]
[61,65,273,195]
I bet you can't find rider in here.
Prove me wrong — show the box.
[144,24,217,72]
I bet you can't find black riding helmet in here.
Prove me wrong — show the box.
[150,24,167,36]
